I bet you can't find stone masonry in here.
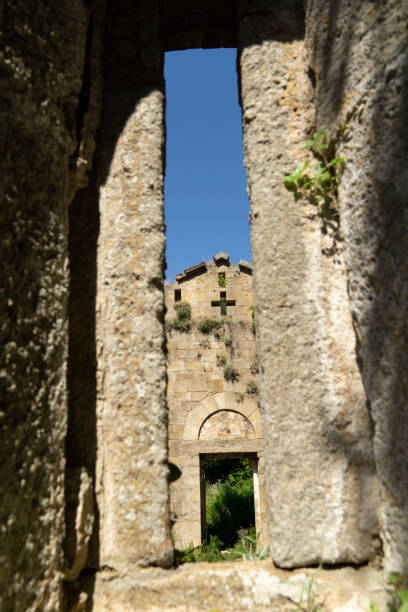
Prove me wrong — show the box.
[165,253,267,549]
[1,0,408,610]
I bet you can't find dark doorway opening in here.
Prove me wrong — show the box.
[200,453,258,548]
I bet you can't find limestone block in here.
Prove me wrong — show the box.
[92,564,386,612]
[168,381,188,393]
[64,468,94,581]
[179,455,199,468]
[240,6,379,566]
[187,380,208,392]
[305,0,408,573]
[169,425,184,440]
[213,251,230,263]
[0,0,97,607]
[213,392,226,411]
[95,4,172,568]
[190,391,208,401]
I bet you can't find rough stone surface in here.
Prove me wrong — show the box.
[239,0,380,567]
[0,1,98,609]
[160,0,238,51]
[64,468,94,582]
[2,0,408,608]
[199,410,256,440]
[89,563,385,612]
[94,0,173,570]
[305,0,408,574]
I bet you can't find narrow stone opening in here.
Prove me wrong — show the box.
[163,48,251,281]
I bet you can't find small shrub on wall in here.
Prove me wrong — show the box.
[166,301,192,333]
[223,363,239,382]
[216,353,227,367]
[197,317,222,335]
[246,380,258,395]
[175,301,191,320]
[250,360,259,375]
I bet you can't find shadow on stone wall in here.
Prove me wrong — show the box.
[308,0,408,570]
[65,1,165,607]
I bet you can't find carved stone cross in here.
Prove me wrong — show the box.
[211,291,236,315]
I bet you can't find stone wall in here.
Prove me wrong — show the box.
[0,1,101,609]
[91,0,173,572]
[165,255,268,549]
[1,0,408,609]
[239,0,380,568]
[305,0,408,574]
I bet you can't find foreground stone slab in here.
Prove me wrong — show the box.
[87,562,385,612]
[239,2,379,568]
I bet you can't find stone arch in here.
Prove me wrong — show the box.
[183,393,262,440]
[199,409,255,440]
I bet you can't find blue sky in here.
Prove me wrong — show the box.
[164,49,251,281]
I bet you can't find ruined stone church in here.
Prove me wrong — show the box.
[1,0,408,611]
[165,252,268,549]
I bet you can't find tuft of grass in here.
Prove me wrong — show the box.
[236,392,245,403]
[224,336,232,347]
[370,573,408,612]
[246,380,258,395]
[250,360,259,375]
[223,363,239,382]
[216,352,227,367]
[175,535,224,564]
[175,301,191,320]
[229,532,270,561]
[167,301,192,333]
[170,318,191,332]
[218,272,226,287]
[197,317,223,335]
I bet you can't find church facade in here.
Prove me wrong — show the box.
[165,253,268,549]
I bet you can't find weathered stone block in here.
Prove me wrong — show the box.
[240,5,379,567]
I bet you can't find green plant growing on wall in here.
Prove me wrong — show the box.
[235,533,270,561]
[236,392,245,403]
[294,573,323,612]
[197,317,223,335]
[369,573,408,612]
[250,360,259,375]
[246,380,258,395]
[175,301,191,319]
[216,353,227,368]
[283,130,345,220]
[224,336,232,347]
[249,305,256,335]
[167,301,192,332]
[218,272,226,287]
[223,363,239,382]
